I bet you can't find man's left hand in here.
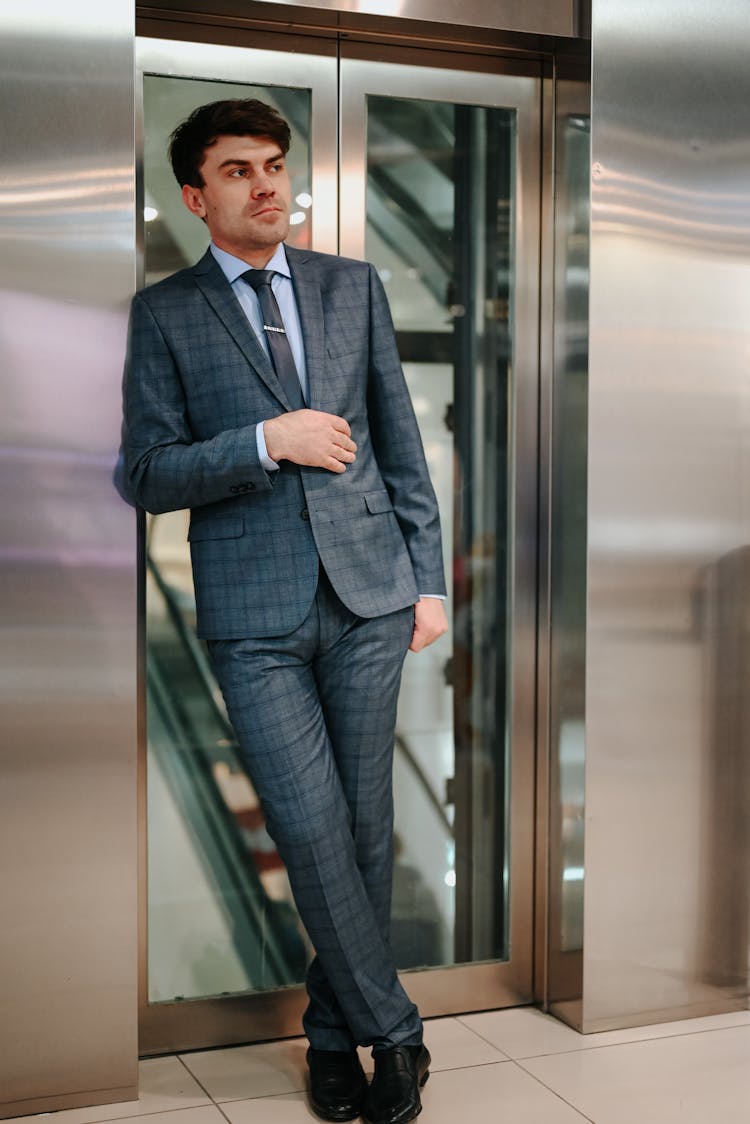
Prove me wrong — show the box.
[410,597,449,653]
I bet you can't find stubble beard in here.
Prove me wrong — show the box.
[245,208,291,254]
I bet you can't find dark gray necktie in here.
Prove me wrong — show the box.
[243,269,305,409]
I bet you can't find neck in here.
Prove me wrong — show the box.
[213,239,280,268]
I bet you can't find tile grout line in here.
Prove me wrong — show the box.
[174,1055,235,1122]
[417,1058,513,1076]
[511,1058,598,1124]
[455,1012,750,1063]
[508,1019,750,1062]
[452,1016,514,1063]
[175,1051,308,1109]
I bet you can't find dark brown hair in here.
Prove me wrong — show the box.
[168,98,291,187]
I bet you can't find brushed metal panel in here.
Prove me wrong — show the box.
[584,0,750,1031]
[248,0,577,37]
[0,1,138,1116]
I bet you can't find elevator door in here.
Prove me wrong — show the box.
[137,35,541,1054]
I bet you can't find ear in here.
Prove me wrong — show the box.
[182,183,206,219]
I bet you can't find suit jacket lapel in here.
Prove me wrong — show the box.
[191,249,291,410]
[286,246,325,411]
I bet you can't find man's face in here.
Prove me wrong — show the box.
[181,134,291,261]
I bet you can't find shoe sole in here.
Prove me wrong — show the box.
[362,1071,430,1124]
[309,1102,362,1123]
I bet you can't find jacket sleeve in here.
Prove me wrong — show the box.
[120,292,274,514]
[365,265,447,596]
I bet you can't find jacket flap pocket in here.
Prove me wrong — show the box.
[188,516,244,542]
[364,490,393,515]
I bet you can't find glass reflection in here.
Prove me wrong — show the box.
[366,96,516,965]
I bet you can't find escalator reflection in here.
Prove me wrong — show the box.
[147,553,305,1000]
[147,548,454,1002]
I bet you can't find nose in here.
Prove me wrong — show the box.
[251,170,274,198]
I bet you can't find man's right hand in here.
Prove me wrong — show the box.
[263,410,357,473]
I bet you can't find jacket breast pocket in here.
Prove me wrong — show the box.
[327,343,365,362]
[187,516,244,542]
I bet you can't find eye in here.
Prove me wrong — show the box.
[229,167,247,177]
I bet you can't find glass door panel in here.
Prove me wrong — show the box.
[143,69,316,1006]
[341,56,540,1003]
[137,39,338,1041]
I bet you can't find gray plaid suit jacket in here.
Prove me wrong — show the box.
[122,245,446,639]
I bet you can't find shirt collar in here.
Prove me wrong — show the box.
[210,241,290,284]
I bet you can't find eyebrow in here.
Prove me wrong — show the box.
[216,152,285,170]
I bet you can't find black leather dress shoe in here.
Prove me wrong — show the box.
[362,1043,431,1124]
[307,1047,368,1122]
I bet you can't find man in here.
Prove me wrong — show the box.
[122,98,447,1124]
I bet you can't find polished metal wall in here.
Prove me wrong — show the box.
[582,0,750,1031]
[250,0,579,36]
[136,0,587,43]
[0,1,138,1116]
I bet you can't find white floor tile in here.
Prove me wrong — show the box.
[460,1005,750,1059]
[418,1061,591,1123]
[178,1039,307,1101]
[91,1109,226,1124]
[520,1023,750,1124]
[220,1092,319,1123]
[2,1058,210,1124]
[420,1016,510,1070]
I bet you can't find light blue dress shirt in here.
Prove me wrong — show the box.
[211,242,306,470]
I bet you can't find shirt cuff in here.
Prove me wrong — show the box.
[256,421,280,471]
[418,594,446,600]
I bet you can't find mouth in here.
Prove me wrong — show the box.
[252,206,283,218]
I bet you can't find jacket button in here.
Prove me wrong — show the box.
[230,486,239,494]
[301,508,310,520]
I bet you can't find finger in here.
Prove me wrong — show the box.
[329,415,352,437]
[323,455,347,473]
[331,448,356,463]
[334,436,357,453]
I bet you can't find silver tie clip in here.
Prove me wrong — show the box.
[263,324,286,334]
